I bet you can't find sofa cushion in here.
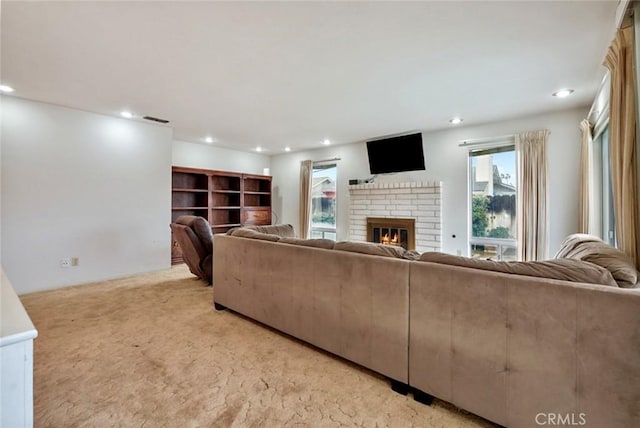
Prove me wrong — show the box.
[229,228,281,242]
[419,252,618,287]
[555,234,638,288]
[334,241,406,259]
[402,250,422,261]
[226,227,240,235]
[248,224,296,238]
[279,237,335,249]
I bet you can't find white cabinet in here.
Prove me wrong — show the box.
[1,269,37,428]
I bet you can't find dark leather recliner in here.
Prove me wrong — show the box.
[171,215,213,284]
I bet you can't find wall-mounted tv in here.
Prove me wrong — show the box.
[366,132,425,174]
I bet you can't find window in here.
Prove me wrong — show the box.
[591,123,616,246]
[310,162,337,240]
[469,145,518,260]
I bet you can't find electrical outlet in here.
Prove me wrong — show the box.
[60,257,71,268]
[456,249,462,256]
[71,257,79,266]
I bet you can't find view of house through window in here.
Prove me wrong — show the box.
[469,146,517,260]
[311,163,337,240]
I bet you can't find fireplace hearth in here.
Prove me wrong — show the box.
[367,217,415,250]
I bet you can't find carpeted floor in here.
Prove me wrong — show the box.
[21,265,496,427]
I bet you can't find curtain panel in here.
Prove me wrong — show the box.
[579,119,593,234]
[299,160,313,239]
[516,129,550,261]
[604,26,640,268]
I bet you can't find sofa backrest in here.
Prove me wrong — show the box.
[227,223,295,238]
[419,252,618,287]
[225,228,636,289]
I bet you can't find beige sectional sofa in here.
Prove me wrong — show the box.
[213,226,411,386]
[213,227,640,428]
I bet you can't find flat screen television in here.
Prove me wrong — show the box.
[366,132,425,174]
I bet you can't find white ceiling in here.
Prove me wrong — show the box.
[1,1,620,153]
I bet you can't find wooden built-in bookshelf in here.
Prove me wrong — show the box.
[171,167,272,264]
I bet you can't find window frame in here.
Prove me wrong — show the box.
[310,161,338,240]
[591,120,616,246]
[468,143,518,260]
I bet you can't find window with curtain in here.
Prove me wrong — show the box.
[469,145,518,260]
[604,24,639,267]
[310,162,337,240]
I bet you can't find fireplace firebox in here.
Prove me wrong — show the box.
[366,217,415,250]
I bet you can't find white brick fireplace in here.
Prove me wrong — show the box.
[348,181,442,253]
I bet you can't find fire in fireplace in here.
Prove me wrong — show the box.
[381,232,400,246]
[366,217,416,250]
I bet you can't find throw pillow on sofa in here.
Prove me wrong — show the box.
[555,233,638,288]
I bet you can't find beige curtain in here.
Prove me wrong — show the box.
[579,119,593,234]
[604,26,640,268]
[516,129,550,261]
[299,160,313,239]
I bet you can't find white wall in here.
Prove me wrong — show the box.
[271,107,588,256]
[172,140,270,175]
[1,96,173,294]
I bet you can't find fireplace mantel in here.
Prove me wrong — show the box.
[348,181,441,191]
[348,181,442,253]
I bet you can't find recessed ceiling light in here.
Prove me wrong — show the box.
[449,117,463,125]
[120,111,134,119]
[285,147,291,152]
[323,139,331,146]
[256,146,263,152]
[552,89,574,98]
[205,137,213,143]
[0,84,15,93]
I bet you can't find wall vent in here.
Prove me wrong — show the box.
[143,115,170,124]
